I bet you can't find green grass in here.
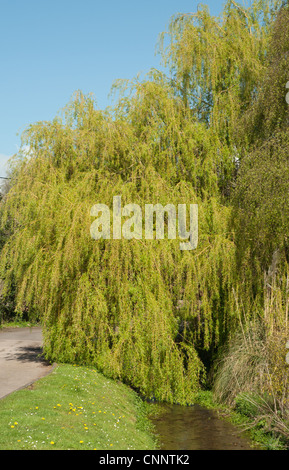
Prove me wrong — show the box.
[0,364,158,450]
[228,407,288,451]
[0,320,40,329]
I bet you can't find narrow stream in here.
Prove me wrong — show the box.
[151,403,257,450]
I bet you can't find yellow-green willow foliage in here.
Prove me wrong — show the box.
[0,85,237,404]
[237,2,289,148]
[233,4,289,280]
[212,4,289,413]
[158,0,282,152]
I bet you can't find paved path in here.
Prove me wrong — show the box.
[0,327,54,400]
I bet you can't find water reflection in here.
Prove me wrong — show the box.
[151,404,256,450]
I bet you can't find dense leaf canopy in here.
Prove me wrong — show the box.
[0,0,288,404]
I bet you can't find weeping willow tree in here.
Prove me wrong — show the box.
[213,3,289,418]
[158,0,281,159]
[154,0,284,315]
[0,80,237,404]
[0,0,282,405]
[233,2,289,285]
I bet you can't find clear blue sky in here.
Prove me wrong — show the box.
[0,0,224,176]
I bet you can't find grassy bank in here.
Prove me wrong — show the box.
[0,363,158,450]
[195,390,289,450]
[1,323,287,450]
[0,320,39,329]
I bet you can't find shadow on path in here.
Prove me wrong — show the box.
[0,327,54,400]
[4,345,50,365]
